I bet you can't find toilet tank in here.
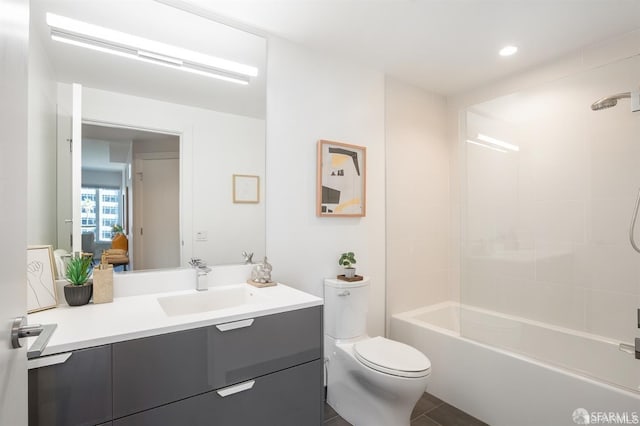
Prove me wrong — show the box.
[324,277,370,339]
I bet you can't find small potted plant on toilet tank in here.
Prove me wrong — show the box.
[338,252,357,278]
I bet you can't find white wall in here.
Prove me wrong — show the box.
[133,138,179,154]
[191,106,265,265]
[59,85,266,266]
[448,30,640,344]
[265,37,387,336]
[27,26,57,246]
[82,169,122,188]
[385,78,450,318]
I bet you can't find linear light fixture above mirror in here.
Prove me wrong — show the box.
[46,13,258,85]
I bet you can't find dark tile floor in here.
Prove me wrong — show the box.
[324,391,488,426]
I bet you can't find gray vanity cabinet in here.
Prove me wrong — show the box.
[112,306,322,420]
[28,306,322,425]
[28,345,112,426]
[112,359,323,426]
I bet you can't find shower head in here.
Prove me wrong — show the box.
[590,92,631,111]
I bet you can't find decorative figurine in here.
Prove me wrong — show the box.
[249,256,275,287]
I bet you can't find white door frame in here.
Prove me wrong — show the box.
[71,84,83,254]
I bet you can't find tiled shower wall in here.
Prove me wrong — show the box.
[462,54,640,344]
[385,78,450,319]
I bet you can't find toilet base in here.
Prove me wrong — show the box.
[325,336,429,426]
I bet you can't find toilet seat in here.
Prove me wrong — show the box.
[354,336,431,378]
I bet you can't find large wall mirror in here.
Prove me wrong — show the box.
[28,0,266,270]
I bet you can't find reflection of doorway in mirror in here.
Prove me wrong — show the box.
[134,155,180,270]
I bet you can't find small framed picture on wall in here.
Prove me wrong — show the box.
[233,174,260,203]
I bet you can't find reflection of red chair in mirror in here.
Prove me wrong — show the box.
[104,232,129,270]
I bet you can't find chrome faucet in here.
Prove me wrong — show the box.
[189,258,212,291]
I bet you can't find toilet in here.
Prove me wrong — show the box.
[324,277,431,426]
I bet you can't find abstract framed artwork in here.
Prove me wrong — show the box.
[27,245,58,313]
[317,140,366,217]
[233,174,260,203]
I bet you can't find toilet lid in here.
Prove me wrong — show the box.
[354,336,431,378]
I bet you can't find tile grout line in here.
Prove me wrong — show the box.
[425,402,488,426]
[323,415,339,424]
[428,414,445,426]
[411,413,444,426]
[325,395,482,426]
[422,400,446,416]
[411,401,445,422]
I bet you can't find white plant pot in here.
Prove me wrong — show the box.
[344,268,356,278]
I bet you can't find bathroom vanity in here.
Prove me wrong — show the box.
[26,275,323,426]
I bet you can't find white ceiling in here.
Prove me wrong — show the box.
[172,0,640,95]
[31,0,640,106]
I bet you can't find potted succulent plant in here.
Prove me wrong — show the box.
[63,254,93,306]
[338,252,357,278]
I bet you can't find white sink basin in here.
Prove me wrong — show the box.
[157,285,268,317]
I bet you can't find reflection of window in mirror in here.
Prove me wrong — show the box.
[81,187,121,242]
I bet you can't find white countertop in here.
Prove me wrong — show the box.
[27,282,323,357]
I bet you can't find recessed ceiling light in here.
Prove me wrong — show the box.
[499,45,518,57]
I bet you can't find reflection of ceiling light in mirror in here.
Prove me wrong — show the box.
[46,13,258,85]
[477,133,519,151]
[466,139,508,153]
[499,45,518,56]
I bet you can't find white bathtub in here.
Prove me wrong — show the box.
[391,302,640,426]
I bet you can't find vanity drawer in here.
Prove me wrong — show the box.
[207,305,322,389]
[112,306,322,419]
[113,359,323,426]
[112,327,210,418]
[28,345,112,426]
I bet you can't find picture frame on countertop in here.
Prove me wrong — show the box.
[27,245,58,313]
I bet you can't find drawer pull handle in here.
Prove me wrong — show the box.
[27,352,72,370]
[217,380,255,397]
[216,319,254,332]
